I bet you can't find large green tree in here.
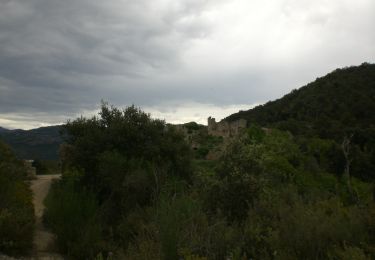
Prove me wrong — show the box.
[53,103,193,253]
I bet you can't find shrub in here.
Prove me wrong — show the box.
[0,140,35,256]
[44,169,103,259]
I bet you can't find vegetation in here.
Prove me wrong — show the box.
[122,126,375,259]
[227,63,375,180]
[181,122,205,132]
[201,127,374,259]
[0,125,62,160]
[191,129,223,159]
[0,140,35,256]
[44,103,192,258]
[32,159,61,175]
[44,170,102,259]
[43,64,375,258]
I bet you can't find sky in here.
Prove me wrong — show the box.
[0,0,374,129]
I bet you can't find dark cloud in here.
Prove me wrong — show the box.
[0,0,212,113]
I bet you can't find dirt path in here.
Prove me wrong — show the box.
[30,175,63,260]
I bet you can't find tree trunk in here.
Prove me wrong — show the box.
[341,134,356,201]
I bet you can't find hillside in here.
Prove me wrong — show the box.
[226,62,375,140]
[0,126,10,133]
[0,125,63,160]
[43,103,375,259]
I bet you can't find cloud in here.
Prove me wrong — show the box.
[144,102,258,125]
[0,0,213,76]
[0,0,374,129]
[0,101,257,130]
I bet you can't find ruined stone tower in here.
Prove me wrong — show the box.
[207,117,247,137]
[207,117,217,132]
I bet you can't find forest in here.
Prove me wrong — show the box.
[0,63,375,259]
[45,103,374,259]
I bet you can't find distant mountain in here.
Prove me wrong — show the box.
[0,125,64,160]
[226,62,375,140]
[0,126,10,133]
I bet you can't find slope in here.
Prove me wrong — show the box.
[0,125,63,160]
[226,62,375,140]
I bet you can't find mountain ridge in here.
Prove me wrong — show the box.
[226,62,375,139]
[0,126,10,133]
[2,63,374,160]
[0,125,63,160]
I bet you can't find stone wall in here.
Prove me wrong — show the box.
[207,117,247,138]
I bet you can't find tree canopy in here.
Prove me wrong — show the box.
[226,63,375,180]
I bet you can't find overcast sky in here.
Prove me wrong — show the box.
[0,0,374,129]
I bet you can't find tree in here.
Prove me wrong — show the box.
[60,102,193,233]
[0,140,35,255]
[341,134,358,202]
[32,159,48,175]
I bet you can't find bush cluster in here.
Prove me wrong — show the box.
[45,104,375,259]
[0,140,35,256]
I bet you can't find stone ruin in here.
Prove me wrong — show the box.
[207,117,247,138]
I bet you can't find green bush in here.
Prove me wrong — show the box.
[200,129,374,259]
[238,187,372,259]
[44,169,103,259]
[41,102,375,259]
[53,103,194,257]
[329,245,371,260]
[123,191,243,260]
[0,140,35,256]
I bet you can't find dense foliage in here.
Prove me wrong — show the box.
[45,104,375,259]
[44,103,193,258]
[227,63,375,134]
[44,170,101,259]
[0,140,35,256]
[42,64,375,259]
[201,127,374,258]
[227,63,375,180]
[119,127,375,259]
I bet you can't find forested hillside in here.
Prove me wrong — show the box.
[5,64,374,259]
[227,63,375,137]
[227,63,375,180]
[43,102,375,259]
[0,126,62,160]
[0,127,10,133]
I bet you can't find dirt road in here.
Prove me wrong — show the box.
[30,175,63,259]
